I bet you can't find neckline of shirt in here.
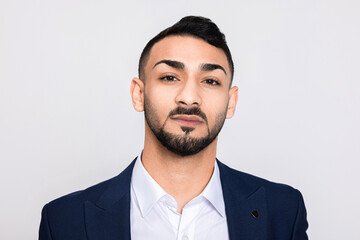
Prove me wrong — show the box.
[131,151,226,218]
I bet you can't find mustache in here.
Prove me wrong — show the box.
[168,107,208,123]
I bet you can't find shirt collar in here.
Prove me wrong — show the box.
[131,152,168,217]
[131,152,226,218]
[199,160,226,217]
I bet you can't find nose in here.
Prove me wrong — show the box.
[175,79,202,107]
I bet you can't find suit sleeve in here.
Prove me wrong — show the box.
[39,204,53,240]
[292,190,309,240]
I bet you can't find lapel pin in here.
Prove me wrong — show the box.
[251,210,259,219]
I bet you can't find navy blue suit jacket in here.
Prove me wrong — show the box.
[39,159,308,239]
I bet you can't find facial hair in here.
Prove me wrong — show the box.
[144,95,227,156]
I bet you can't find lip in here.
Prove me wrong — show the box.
[170,115,203,127]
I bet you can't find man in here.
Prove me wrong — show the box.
[39,16,308,240]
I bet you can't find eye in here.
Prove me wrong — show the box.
[160,75,178,82]
[203,79,220,86]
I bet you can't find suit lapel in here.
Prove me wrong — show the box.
[83,158,269,240]
[218,160,268,240]
[84,195,130,240]
[84,160,136,240]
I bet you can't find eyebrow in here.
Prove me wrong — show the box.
[152,59,227,76]
[200,63,227,75]
[153,60,184,70]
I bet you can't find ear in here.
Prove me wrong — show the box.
[226,86,238,119]
[130,77,145,112]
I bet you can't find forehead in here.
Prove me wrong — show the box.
[146,35,230,73]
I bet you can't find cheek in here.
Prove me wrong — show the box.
[203,94,229,122]
[145,86,176,119]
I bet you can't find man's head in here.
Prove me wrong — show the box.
[131,16,238,156]
[138,16,234,83]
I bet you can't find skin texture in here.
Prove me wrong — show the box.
[130,36,238,213]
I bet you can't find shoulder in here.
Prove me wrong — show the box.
[39,160,136,239]
[217,160,308,238]
[217,160,304,209]
[43,159,136,219]
[45,174,116,212]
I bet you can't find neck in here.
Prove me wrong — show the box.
[141,124,218,213]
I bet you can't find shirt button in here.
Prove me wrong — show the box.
[182,235,189,240]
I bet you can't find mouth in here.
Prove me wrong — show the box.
[170,115,204,127]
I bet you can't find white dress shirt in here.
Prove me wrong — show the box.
[130,153,229,240]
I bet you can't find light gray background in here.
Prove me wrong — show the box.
[1,0,359,239]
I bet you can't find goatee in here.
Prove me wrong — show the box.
[144,96,227,156]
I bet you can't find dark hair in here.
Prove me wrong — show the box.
[138,16,234,83]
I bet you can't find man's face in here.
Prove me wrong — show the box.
[140,35,237,156]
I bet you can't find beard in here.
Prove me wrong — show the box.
[144,95,227,156]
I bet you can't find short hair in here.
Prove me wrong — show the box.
[138,16,234,83]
